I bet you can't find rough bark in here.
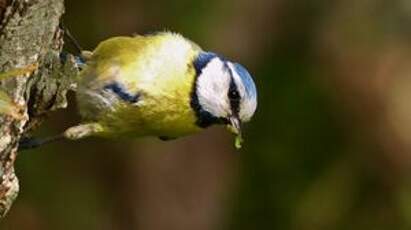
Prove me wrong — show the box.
[0,0,75,218]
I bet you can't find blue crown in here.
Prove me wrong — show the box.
[233,63,257,100]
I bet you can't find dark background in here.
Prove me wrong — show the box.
[2,0,411,229]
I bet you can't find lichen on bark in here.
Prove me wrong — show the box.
[0,0,75,218]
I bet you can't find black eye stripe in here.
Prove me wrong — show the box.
[228,76,241,116]
[224,61,241,116]
[229,89,240,100]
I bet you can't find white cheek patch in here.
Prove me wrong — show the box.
[227,62,257,122]
[196,58,231,118]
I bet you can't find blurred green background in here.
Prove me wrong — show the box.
[3,0,411,229]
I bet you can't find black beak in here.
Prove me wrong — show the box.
[227,116,242,136]
[225,116,244,149]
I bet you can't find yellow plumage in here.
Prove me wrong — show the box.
[17,32,257,150]
[76,33,203,138]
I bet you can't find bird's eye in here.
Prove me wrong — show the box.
[228,89,240,100]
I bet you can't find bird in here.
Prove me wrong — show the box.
[21,32,258,149]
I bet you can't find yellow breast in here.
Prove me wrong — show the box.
[77,32,203,138]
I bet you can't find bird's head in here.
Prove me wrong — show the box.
[191,52,257,143]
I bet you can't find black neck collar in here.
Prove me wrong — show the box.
[190,52,222,128]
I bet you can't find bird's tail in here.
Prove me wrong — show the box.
[60,21,93,70]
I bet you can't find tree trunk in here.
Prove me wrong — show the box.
[0,0,74,218]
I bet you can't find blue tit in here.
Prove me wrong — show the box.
[60,32,257,148]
